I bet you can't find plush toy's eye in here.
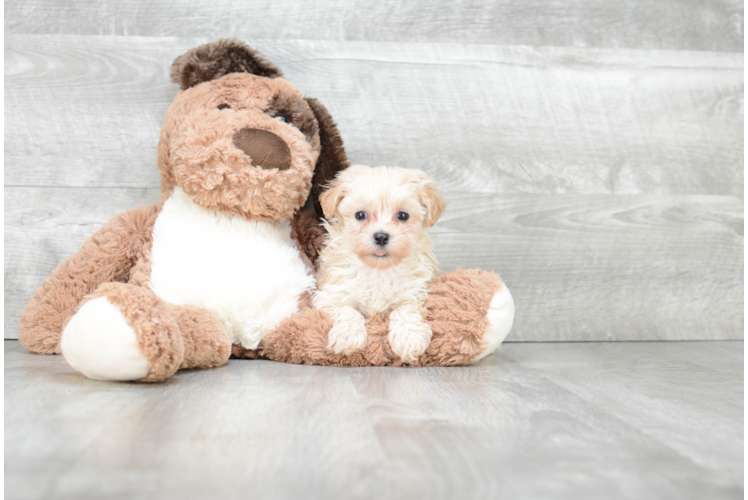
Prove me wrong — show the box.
[355,211,367,221]
[276,115,288,123]
[397,212,409,222]
[217,104,231,110]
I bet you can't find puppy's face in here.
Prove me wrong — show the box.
[320,165,446,270]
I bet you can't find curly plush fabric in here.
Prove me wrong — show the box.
[305,98,351,219]
[19,205,159,355]
[84,282,231,381]
[233,269,504,367]
[290,209,326,269]
[171,38,283,90]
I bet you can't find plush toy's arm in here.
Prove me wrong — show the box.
[19,204,160,355]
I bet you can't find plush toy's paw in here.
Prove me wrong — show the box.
[60,297,151,381]
[472,284,515,363]
[327,307,368,355]
[389,306,432,364]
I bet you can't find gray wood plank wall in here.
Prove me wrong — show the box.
[5,1,743,341]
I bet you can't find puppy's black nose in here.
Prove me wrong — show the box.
[373,232,389,246]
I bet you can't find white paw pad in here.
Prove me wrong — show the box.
[472,284,515,363]
[60,297,150,381]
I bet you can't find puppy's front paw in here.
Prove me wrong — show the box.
[327,308,368,355]
[388,306,432,364]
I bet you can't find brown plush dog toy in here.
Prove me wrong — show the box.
[18,39,515,381]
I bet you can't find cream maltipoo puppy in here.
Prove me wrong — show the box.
[312,165,446,363]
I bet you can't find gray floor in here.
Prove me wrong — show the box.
[5,340,743,500]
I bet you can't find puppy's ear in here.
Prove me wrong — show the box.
[171,39,283,90]
[413,171,446,226]
[319,179,346,220]
[305,98,350,219]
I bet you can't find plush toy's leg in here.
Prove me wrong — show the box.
[416,268,514,365]
[60,283,231,382]
[19,205,159,355]
[257,268,514,367]
[471,281,514,363]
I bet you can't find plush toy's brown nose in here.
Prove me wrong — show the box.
[232,128,292,170]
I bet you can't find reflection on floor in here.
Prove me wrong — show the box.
[5,340,743,499]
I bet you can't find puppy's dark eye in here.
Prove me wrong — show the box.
[217,104,231,110]
[276,115,288,123]
[397,212,409,222]
[355,211,367,221]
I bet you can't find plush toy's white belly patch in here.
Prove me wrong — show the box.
[149,187,315,349]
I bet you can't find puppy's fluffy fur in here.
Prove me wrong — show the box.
[312,165,446,363]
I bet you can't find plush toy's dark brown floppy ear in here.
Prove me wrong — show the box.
[170,38,283,90]
[304,98,350,219]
